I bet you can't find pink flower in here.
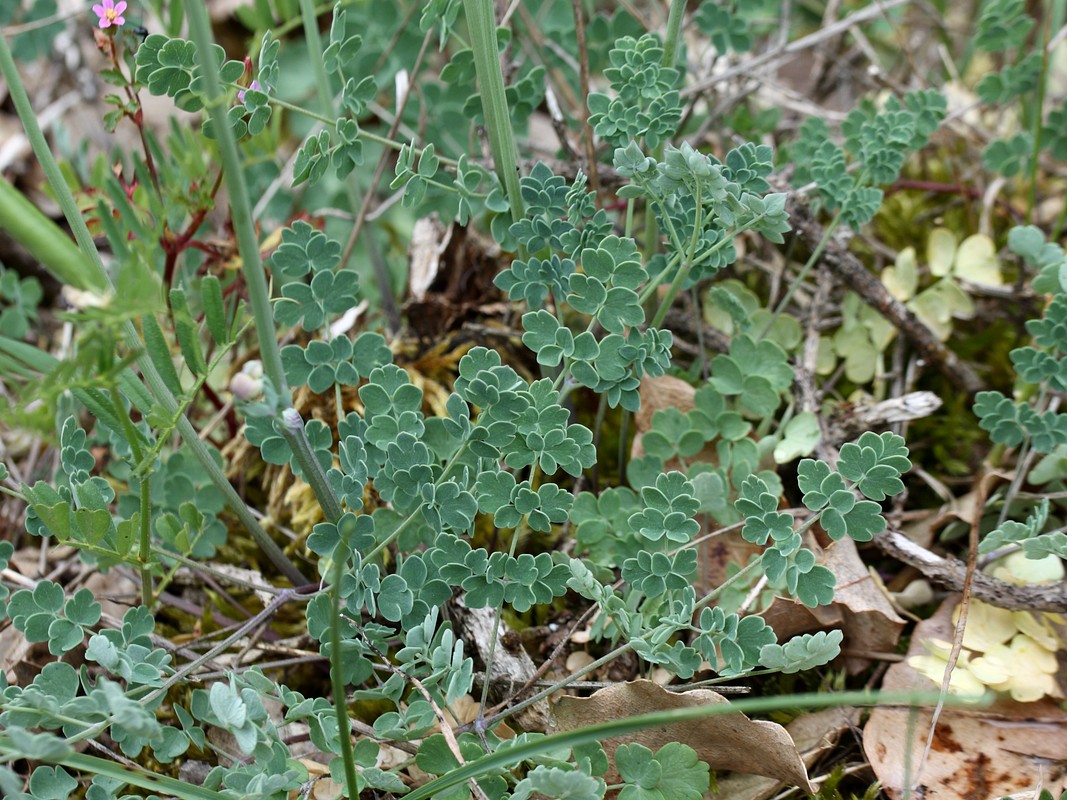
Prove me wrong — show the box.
[238,80,262,105]
[92,0,127,29]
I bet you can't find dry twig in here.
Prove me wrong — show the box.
[786,199,985,394]
[873,528,1067,612]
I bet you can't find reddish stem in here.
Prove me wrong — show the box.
[163,169,226,287]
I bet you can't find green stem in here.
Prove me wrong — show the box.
[694,558,761,611]
[108,388,153,606]
[188,4,285,397]
[280,407,343,523]
[638,249,682,305]
[1025,3,1058,223]
[639,8,689,265]
[0,485,24,500]
[661,0,686,71]
[266,95,460,167]
[649,180,703,328]
[188,0,344,523]
[462,0,524,222]
[298,0,334,115]
[363,441,471,562]
[0,22,307,586]
[758,208,844,341]
[0,743,231,800]
[186,13,355,790]
[269,95,335,125]
[644,217,751,323]
[327,507,361,798]
[640,177,685,254]
[0,39,109,287]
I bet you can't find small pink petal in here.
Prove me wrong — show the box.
[102,0,114,9]
[92,3,105,16]
[99,18,111,28]
[114,15,124,25]
[114,1,127,13]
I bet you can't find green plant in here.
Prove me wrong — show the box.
[0,0,1048,798]
[0,264,42,339]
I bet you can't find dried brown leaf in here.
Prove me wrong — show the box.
[822,537,905,673]
[552,679,814,792]
[710,706,860,800]
[863,597,1067,799]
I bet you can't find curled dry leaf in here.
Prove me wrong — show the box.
[757,538,904,675]
[709,706,860,800]
[863,596,1067,799]
[552,679,815,792]
[921,469,1013,546]
[296,758,344,800]
[821,537,905,673]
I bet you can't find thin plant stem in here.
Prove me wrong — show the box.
[187,4,355,795]
[60,589,305,749]
[913,475,987,791]
[339,28,435,274]
[590,391,609,488]
[281,408,344,523]
[0,746,230,800]
[192,0,291,398]
[483,641,634,729]
[326,510,361,798]
[649,179,703,328]
[478,466,539,711]
[265,94,460,167]
[758,208,844,341]
[362,440,471,562]
[187,0,343,521]
[298,0,335,112]
[108,387,153,606]
[416,690,936,800]
[570,0,600,197]
[694,558,762,611]
[661,0,686,71]
[1025,2,1060,223]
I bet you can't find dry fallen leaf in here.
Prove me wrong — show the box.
[822,537,905,673]
[552,679,814,792]
[634,375,697,437]
[295,759,343,800]
[920,469,1012,546]
[864,597,1067,799]
[710,706,860,800]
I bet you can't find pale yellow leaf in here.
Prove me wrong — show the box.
[926,228,957,277]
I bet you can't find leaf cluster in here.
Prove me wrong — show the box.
[587,33,681,149]
[792,89,946,227]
